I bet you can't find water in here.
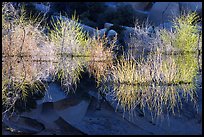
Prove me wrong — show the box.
[2,51,202,134]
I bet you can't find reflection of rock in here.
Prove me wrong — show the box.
[3,116,45,135]
[148,2,180,26]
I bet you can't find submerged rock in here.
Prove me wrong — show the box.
[3,116,45,135]
[36,82,67,105]
[54,117,86,135]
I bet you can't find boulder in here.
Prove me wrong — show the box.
[32,3,50,13]
[148,2,180,26]
[121,26,135,46]
[36,82,67,105]
[157,22,174,32]
[54,117,86,135]
[107,29,117,39]
[104,23,114,29]
[125,2,153,11]
[98,28,108,37]
[179,2,202,15]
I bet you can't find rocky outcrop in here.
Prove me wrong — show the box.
[148,2,180,26]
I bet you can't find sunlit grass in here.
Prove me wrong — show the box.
[2,3,53,115]
[48,14,90,56]
[160,12,201,53]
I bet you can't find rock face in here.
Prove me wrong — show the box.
[148,2,180,26]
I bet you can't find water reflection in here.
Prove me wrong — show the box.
[53,55,87,93]
[2,56,54,113]
[100,52,200,120]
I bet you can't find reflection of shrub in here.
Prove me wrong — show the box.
[2,56,52,115]
[53,57,85,93]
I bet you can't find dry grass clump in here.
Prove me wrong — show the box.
[129,12,201,55]
[2,3,53,58]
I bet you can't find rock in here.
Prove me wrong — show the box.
[32,3,50,13]
[107,29,117,39]
[104,23,114,29]
[54,117,86,135]
[179,2,202,15]
[3,116,45,135]
[157,22,174,32]
[121,26,135,46]
[53,96,82,111]
[36,82,67,105]
[125,2,153,11]
[74,97,150,135]
[148,2,180,26]
[98,28,108,37]
[41,102,54,115]
[56,95,91,126]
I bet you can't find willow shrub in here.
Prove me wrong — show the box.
[160,12,201,53]
[2,3,52,115]
[48,14,90,56]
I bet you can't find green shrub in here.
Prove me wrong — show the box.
[160,12,201,53]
